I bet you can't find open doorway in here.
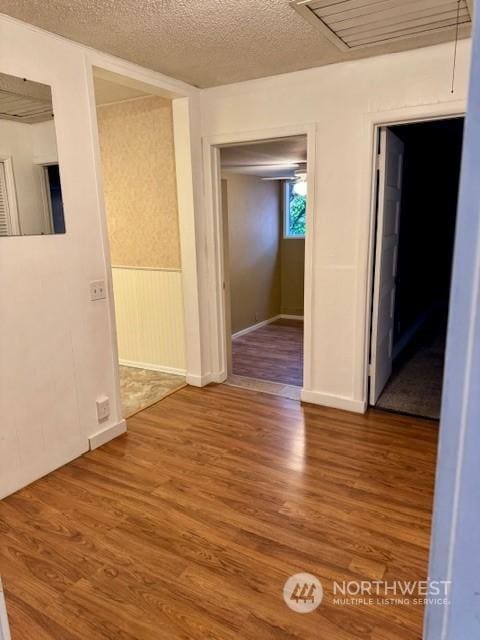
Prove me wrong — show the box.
[93,73,187,418]
[219,135,307,399]
[369,117,464,419]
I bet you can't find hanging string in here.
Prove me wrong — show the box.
[451,0,462,94]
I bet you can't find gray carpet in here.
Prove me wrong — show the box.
[376,327,445,420]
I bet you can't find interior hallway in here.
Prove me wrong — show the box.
[0,384,437,640]
[232,319,304,386]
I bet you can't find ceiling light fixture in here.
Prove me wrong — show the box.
[293,180,307,197]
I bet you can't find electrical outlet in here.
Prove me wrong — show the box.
[90,280,107,301]
[96,396,110,422]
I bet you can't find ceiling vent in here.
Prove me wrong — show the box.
[291,0,472,51]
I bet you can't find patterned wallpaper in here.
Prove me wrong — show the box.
[97,96,181,268]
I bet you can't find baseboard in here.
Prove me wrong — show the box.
[88,419,127,450]
[119,359,186,376]
[280,314,304,320]
[232,315,281,339]
[186,370,227,387]
[301,389,366,414]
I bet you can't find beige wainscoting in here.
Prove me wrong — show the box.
[112,266,186,374]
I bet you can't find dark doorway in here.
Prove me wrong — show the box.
[374,117,464,419]
[46,164,66,234]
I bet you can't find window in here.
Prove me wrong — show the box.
[284,181,306,238]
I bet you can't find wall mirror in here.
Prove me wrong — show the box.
[0,72,65,236]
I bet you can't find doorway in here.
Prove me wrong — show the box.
[219,135,308,399]
[93,72,187,418]
[369,117,464,419]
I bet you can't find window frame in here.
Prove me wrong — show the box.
[283,180,306,240]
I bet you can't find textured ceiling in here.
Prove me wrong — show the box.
[0,1,472,88]
[221,135,307,178]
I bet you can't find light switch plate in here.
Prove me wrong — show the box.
[90,280,107,301]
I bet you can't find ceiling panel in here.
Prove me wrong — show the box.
[292,0,471,50]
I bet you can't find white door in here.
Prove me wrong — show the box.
[370,127,404,405]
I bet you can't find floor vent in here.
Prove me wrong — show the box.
[291,0,472,51]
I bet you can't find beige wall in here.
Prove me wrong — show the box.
[97,95,180,268]
[224,174,305,331]
[281,237,305,316]
[223,173,281,334]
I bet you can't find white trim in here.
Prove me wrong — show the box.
[0,579,11,640]
[232,315,281,339]
[119,359,186,376]
[186,370,227,387]
[203,123,317,402]
[301,389,366,413]
[290,1,350,52]
[84,48,204,423]
[425,20,480,637]
[97,94,160,108]
[360,103,466,410]
[84,58,124,425]
[111,265,182,272]
[232,314,305,339]
[185,373,208,387]
[88,419,126,450]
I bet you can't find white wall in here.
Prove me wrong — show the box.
[426,11,480,638]
[200,40,471,410]
[0,14,199,498]
[31,119,58,164]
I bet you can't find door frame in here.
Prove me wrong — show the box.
[84,54,204,425]
[203,124,317,392]
[363,105,465,408]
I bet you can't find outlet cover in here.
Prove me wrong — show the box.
[90,280,107,301]
[96,396,110,422]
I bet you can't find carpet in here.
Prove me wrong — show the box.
[376,324,445,420]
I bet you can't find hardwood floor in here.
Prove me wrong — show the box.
[0,384,438,639]
[232,319,303,386]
